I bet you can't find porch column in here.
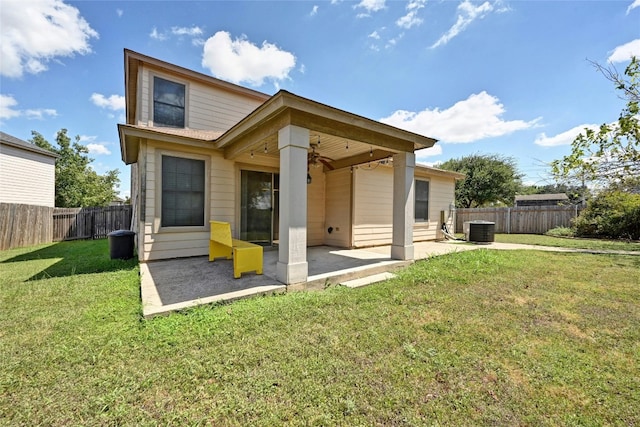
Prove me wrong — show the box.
[391,151,415,260]
[277,125,310,284]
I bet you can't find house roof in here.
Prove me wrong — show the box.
[0,131,59,158]
[515,193,569,201]
[123,49,270,126]
[119,50,438,168]
[416,163,465,180]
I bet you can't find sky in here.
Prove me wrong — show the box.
[1,0,639,199]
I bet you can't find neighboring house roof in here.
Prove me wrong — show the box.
[0,131,59,158]
[515,193,569,202]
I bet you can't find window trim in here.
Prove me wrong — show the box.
[414,179,430,223]
[151,74,188,128]
[155,149,209,233]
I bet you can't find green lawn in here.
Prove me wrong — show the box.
[495,233,640,252]
[1,240,639,426]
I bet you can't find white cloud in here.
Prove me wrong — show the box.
[355,0,386,17]
[369,30,381,40]
[431,0,494,49]
[0,94,57,120]
[0,0,98,78]
[534,124,600,147]
[627,0,640,14]
[24,109,58,120]
[397,0,426,29]
[87,143,111,155]
[416,144,443,162]
[608,39,640,63]
[380,91,541,143]
[386,33,404,48]
[310,5,319,16]
[116,8,123,17]
[201,31,296,86]
[149,27,167,40]
[172,26,203,37]
[90,93,125,111]
[0,94,21,119]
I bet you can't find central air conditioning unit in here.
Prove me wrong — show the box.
[463,220,495,244]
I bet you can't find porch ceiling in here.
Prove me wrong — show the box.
[216,90,437,169]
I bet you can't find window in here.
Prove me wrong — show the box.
[153,77,185,128]
[415,180,429,221]
[161,155,205,227]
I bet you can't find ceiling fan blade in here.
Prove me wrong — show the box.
[319,159,334,170]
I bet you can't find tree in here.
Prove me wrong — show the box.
[551,57,640,187]
[439,154,523,208]
[30,129,120,207]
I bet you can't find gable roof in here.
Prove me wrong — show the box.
[124,49,270,126]
[0,131,59,158]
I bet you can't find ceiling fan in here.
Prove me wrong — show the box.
[308,143,334,170]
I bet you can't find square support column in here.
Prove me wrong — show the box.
[277,125,310,284]
[391,152,415,261]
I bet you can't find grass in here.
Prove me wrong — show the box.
[494,233,640,252]
[1,239,639,425]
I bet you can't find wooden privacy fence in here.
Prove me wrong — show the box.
[455,205,582,235]
[1,204,132,250]
[0,203,54,251]
[53,205,132,241]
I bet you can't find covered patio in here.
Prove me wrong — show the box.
[140,240,477,317]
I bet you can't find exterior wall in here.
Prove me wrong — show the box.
[138,139,236,261]
[307,166,326,246]
[351,166,457,247]
[352,166,393,247]
[0,143,56,207]
[139,66,263,131]
[324,168,352,247]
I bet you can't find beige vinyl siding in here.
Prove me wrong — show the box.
[351,166,458,247]
[307,167,325,246]
[324,168,352,248]
[139,140,236,261]
[427,174,456,235]
[352,167,393,247]
[0,144,55,207]
[140,67,263,131]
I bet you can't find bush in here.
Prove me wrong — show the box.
[545,226,576,238]
[573,190,640,240]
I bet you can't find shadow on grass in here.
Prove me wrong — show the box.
[1,239,138,281]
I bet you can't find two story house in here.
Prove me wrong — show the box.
[118,49,463,285]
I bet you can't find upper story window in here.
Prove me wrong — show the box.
[415,179,429,222]
[153,77,185,128]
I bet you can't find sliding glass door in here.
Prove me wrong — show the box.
[240,170,279,246]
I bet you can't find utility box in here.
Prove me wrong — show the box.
[107,230,135,260]
[464,221,495,244]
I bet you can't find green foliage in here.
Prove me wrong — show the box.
[440,154,522,208]
[544,226,576,238]
[30,129,119,207]
[573,190,640,240]
[552,57,640,186]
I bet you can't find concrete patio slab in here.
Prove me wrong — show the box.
[140,239,633,317]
